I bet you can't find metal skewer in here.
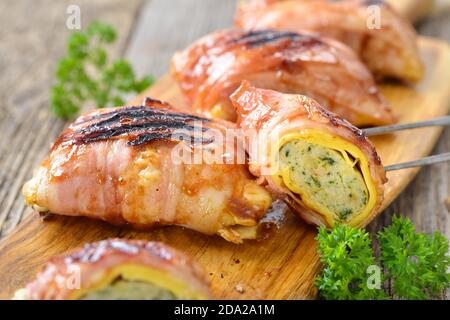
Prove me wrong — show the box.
[385,152,450,171]
[363,115,450,136]
[361,116,450,171]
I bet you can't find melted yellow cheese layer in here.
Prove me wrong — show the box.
[69,264,208,300]
[271,130,378,227]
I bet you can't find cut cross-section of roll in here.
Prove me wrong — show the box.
[13,239,211,300]
[231,82,387,228]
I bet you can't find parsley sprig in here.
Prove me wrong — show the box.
[316,224,387,300]
[51,21,154,120]
[379,216,450,299]
[316,216,450,300]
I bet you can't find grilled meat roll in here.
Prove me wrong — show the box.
[231,82,387,228]
[171,29,393,127]
[13,239,211,300]
[235,0,424,82]
[22,99,272,244]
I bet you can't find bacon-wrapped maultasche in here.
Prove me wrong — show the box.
[235,0,423,82]
[13,239,211,300]
[22,98,272,244]
[171,28,394,126]
[231,82,387,228]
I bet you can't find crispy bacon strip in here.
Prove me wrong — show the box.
[14,239,211,300]
[171,29,394,127]
[231,82,387,228]
[22,99,272,243]
[235,0,424,82]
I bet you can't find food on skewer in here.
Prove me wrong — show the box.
[13,239,211,300]
[171,29,394,127]
[22,99,272,244]
[235,0,424,82]
[231,82,387,228]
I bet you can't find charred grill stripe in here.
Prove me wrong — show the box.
[128,132,213,147]
[78,120,208,137]
[78,105,209,125]
[78,122,209,144]
[61,104,213,147]
[362,0,385,6]
[77,106,149,124]
[328,0,384,4]
[229,30,323,49]
[80,110,209,134]
[231,30,300,47]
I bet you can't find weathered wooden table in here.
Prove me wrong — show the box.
[0,0,448,293]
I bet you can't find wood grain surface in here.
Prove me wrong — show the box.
[0,37,449,300]
[0,0,449,299]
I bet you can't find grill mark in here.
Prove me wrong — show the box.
[328,0,384,4]
[79,120,208,139]
[362,0,385,6]
[229,30,319,48]
[78,105,206,125]
[58,103,213,148]
[82,111,203,130]
[128,132,212,147]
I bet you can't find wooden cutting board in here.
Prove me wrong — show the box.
[0,37,449,300]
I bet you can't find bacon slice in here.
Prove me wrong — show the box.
[171,29,394,127]
[235,0,424,82]
[231,82,387,228]
[22,99,272,244]
[13,239,211,300]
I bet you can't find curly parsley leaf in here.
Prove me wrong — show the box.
[51,21,154,120]
[316,224,387,300]
[379,216,450,300]
[317,217,450,300]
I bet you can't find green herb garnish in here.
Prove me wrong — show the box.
[51,21,154,120]
[316,224,387,300]
[316,216,450,300]
[379,216,450,300]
